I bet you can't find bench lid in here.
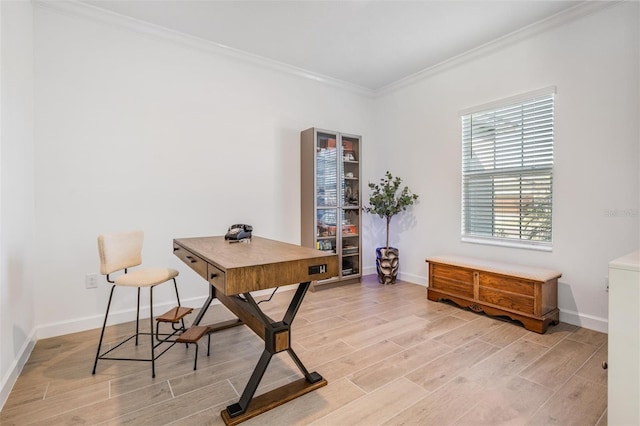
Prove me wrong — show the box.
[426,255,562,282]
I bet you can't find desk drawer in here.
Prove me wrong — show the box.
[173,243,207,279]
[208,264,226,294]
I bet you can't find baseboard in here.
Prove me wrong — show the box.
[398,271,427,286]
[35,295,211,340]
[559,308,608,334]
[362,267,426,284]
[362,265,376,276]
[35,285,300,340]
[362,267,427,287]
[0,329,37,411]
[369,268,609,333]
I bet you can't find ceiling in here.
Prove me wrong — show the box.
[81,0,585,91]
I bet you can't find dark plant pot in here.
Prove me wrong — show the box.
[376,247,399,285]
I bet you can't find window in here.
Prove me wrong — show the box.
[461,88,555,250]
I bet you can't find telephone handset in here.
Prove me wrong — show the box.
[225,224,253,241]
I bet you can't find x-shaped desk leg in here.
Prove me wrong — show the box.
[221,282,326,424]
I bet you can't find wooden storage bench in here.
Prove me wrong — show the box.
[426,255,561,333]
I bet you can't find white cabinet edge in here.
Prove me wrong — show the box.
[609,250,640,272]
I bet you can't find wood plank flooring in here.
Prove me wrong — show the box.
[0,276,608,425]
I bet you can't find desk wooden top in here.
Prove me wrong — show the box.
[174,236,339,295]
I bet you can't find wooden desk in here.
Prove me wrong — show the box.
[173,236,338,425]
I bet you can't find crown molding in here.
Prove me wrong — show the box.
[375,0,623,97]
[32,0,376,98]
[32,0,622,99]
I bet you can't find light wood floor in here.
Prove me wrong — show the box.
[1,276,608,425]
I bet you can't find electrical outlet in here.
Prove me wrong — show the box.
[85,273,99,289]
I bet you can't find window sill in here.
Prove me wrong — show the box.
[461,236,552,252]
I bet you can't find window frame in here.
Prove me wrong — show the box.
[460,87,556,252]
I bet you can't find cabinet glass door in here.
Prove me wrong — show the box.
[316,208,337,253]
[341,208,360,277]
[340,135,360,278]
[315,132,338,208]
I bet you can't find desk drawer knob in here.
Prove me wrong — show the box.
[210,273,217,279]
[185,256,196,263]
[173,247,179,252]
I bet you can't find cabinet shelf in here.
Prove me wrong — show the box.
[301,127,362,290]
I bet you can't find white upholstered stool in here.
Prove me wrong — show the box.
[92,230,188,377]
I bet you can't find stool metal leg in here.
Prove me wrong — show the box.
[92,284,116,375]
[135,287,141,345]
[172,278,187,331]
[150,286,155,378]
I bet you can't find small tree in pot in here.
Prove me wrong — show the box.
[364,171,418,284]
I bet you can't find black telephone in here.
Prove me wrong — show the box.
[225,224,253,241]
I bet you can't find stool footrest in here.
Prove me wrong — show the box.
[177,326,209,343]
[157,306,193,323]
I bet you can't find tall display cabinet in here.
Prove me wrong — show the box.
[301,128,361,290]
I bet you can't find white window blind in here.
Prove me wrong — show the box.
[461,91,555,247]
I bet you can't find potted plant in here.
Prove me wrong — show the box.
[364,171,418,284]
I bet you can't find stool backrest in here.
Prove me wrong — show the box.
[98,230,144,275]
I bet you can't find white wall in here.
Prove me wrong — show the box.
[32,4,372,337]
[0,0,36,409]
[369,2,640,332]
